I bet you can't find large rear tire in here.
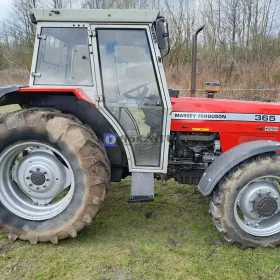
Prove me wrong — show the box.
[210,154,280,248]
[0,108,110,244]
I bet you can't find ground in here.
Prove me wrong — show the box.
[1,106,280,280]
[1,178,280,280]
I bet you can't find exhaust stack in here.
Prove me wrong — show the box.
[191,25,205,97]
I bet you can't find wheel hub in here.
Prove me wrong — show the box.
[31,171,46,185]
[0,141,75,221]
[253,195,278,217]
[238,181,280,220]
[11,145,72,206]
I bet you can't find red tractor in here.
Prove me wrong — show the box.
[1,8,280,248]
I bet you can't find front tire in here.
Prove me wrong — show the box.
[210,154,280,248]
[0,108,110,244]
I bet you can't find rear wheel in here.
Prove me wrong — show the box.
[0,108,110,244]
[210,154,280,248]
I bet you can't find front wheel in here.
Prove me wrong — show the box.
[210,154,280,248]
[0,108,110,244]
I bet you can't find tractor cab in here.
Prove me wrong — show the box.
[29,9,172,175]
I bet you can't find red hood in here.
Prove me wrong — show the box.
[171,97,280,114]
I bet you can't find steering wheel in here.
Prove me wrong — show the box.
[123,83,150,102]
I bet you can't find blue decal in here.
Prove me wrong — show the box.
[103,133,118,147]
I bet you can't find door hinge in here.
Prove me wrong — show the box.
[96,95,103,102]
[31,72,41,77]
[157,56,162,63]
[37,34,47,40]
[89,30,96,37]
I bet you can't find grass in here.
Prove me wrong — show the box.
[1,178,280,279]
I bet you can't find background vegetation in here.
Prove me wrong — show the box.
[1,2,280,279]
[1,0,280,100]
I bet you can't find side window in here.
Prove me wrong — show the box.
[43,36,68,66]
[34,27,93,86]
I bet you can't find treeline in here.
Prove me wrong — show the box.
[1,0,280,91]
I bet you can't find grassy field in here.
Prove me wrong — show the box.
[0,178,280,280]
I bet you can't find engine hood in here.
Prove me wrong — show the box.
[171,97,280,115]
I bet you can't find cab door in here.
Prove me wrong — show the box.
[91,25,171,173]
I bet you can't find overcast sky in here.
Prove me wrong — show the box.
[0,0,10,21]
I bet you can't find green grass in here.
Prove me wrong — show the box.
[1,178,280,280]
[1,105,280,279]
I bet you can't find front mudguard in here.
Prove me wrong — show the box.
[198,140,280,196]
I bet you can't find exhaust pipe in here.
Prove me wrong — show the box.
[191,25,205,97]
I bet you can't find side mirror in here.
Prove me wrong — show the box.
[155,17,170,57]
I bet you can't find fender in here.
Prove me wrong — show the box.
[19,87,94,104]
[198,140,280,196]
[0,86,22,100]
[0,86,95,105]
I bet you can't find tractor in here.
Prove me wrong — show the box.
[1,8,280,248]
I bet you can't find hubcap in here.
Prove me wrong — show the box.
[235,176,280,236]
[31,171,46,185]
[0,142,74,221]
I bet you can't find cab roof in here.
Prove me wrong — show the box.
[31,8,160,24]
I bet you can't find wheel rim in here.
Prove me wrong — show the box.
[0,141,75,221]
[234,175,280,236]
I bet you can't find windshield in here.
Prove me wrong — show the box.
[34,27,93,86]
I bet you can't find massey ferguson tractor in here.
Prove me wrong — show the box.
[1,8,280,248]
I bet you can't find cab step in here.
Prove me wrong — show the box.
[128,195,154,203]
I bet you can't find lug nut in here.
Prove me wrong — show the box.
[267,190,271,194]
[43,186,46,188]
[26,177,30,179]
[46,179,50,181]
[29,184,33,187]
[44,172,47,174]
[36,187,39,190]
[36,168,40,171]
[274,196,278,200]
[29,170,33,173]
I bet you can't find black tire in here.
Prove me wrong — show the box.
[210,154,280,248]
[0,108,110,244]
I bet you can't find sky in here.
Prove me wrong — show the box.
[0,0,10,21]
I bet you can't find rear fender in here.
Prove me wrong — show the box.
[0,86,22,100]
[198,140,280,196]
[0,86,95,106]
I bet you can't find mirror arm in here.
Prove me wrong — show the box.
[162,20,170,58]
